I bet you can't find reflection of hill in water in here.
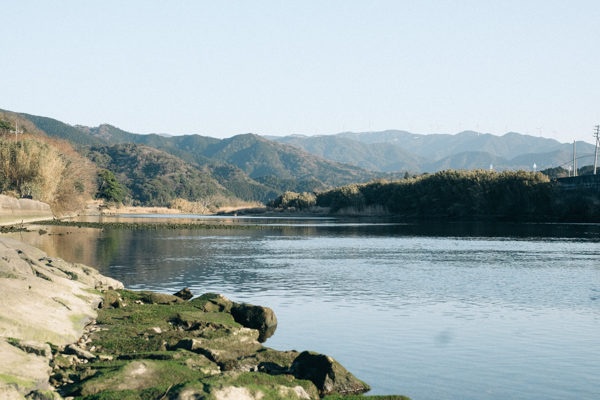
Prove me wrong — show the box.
[8,221,600,293]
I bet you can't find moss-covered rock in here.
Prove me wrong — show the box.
[43,289,410,400]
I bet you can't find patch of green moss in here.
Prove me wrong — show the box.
[189,292,220,308]
[6,337,21,345]
[116,289,142,303]
[0,373,35,389]
[76,294,93,302]
[247,348,300,369]
[177,311,241,328]
[83,288,103,296]
[69,313,90,327]
[67,359,209,397]
[93,330,166,354]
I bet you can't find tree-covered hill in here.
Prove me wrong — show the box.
[200,133,388,186]
[86,143,232,206]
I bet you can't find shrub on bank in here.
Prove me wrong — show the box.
[267,191,316,210]
[0,136,96,213]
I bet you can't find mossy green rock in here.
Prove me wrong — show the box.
[52,289,410,400]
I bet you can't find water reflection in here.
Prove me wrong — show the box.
[4,219,600,400]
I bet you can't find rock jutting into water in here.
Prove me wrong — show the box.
[0,235,410,399]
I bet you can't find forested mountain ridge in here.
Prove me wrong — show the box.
[4,108,596,207]
[198,133,389,185]
[86,143,232,206]
[12,111,388,188]
[272,135,429,172]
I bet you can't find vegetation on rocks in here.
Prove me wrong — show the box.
[0,135,96,214]
[267,191,317,211]
[44,289,385,400]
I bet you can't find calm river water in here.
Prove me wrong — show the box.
[8,216,600,400]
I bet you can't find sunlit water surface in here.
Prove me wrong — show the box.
[8,216,600,400]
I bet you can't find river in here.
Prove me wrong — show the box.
[7,216,600,400]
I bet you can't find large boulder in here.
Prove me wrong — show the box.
[173,287,194,300]
[230,303,277,331]
[289,351,370,396]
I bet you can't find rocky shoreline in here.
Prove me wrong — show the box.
[0,235,410,400]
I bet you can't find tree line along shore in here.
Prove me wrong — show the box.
[267,170,600,222]
[1,131,599,222]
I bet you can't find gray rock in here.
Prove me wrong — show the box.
[230,303,277,331]
[230,303,278,342]
[64,344,96,360]
[16,340,53,359]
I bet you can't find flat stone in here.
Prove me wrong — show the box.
[16,340,53,359]
[64,344,96,360]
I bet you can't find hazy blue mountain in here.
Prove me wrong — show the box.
[421,149,596,173]
[271,135,430,172]
[337,130,596,160]
[422,152,510,173]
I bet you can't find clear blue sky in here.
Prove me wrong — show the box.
[2,1,599,144]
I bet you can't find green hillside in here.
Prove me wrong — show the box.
[86,143,232,206]
[201,133,387,186]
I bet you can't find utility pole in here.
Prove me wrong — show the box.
[9,123,23,141]
[573,141,577,177]
[594,125,599,175]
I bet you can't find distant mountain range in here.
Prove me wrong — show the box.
[1,109,393,204]
[2,108,596,206]
[269,130,596,173]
